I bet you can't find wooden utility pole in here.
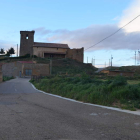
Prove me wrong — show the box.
[111,55,113,68]
[17,44,18,57]
[135,51,136,66]
[92,58,93,65]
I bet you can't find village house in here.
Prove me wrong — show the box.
[20,31,84,62]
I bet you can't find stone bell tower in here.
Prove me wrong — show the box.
[20,31,35,56]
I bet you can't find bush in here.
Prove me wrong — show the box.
[3,76,14,81]
[30,75,140,111]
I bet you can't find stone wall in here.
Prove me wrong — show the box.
[2,62,19,77]
[2,62,50,77]
[109,71,134,77]
[66,47,84,62]
[23,63,50,76]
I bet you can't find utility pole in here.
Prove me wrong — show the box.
[135,51,136,66]
[17,44,18,57]
[105,62,106,68]
[87,57,88,63]
[92,58,93,66]
[109,59,110,67]
[138,49,140,65]
[111,55,113,68]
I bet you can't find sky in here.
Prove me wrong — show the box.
[0,0,140,67]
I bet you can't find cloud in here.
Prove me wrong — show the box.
[33,27,51,35]
[34,25,140,51]
[32,1,140,52]
[119,0,140,32]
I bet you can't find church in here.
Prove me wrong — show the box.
[20,31,83,62]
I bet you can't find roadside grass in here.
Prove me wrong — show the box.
[101,79,140,85]
[127,80,140,85]
[30,75,140,111]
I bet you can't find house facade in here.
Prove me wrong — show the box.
[20,31,83,62]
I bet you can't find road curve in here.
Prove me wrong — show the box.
[0,78,140,140]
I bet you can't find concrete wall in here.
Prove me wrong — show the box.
[66,47,84,62]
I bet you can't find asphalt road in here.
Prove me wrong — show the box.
[0,78,140,140]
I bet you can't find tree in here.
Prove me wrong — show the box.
[6,47,15,56]
[6,51,10,56]
[0,48,5,54]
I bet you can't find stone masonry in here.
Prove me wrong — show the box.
[20,31,84,63]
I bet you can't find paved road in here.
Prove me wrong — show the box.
[0,78,140,140]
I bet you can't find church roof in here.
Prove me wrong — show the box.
[33,42,69,49]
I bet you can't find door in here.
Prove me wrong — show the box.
[25,69,32,76]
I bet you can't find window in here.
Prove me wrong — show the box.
[26,34,28,39]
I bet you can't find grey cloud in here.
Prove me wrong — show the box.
[34,25,140,51]
[33,27,52,35]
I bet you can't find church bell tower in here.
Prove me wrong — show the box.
[20,31,35,56]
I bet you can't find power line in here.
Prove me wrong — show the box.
[84,15,140,51]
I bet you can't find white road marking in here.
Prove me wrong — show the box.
[90,113,98,116]
[31,83,140,116]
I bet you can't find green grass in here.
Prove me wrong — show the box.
[3,76,14,82]
[127,80,140,85]
[30,75,140,111]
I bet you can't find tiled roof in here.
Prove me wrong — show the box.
[33,42,69,49]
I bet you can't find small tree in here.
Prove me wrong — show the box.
[0,48,5,54]
[6,51,10,56]
[7,47,15,56]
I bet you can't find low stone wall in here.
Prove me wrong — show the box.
[23,63,50,76]
[108,71,134,77]
[2,62,21,77]
[2,62,50,77]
